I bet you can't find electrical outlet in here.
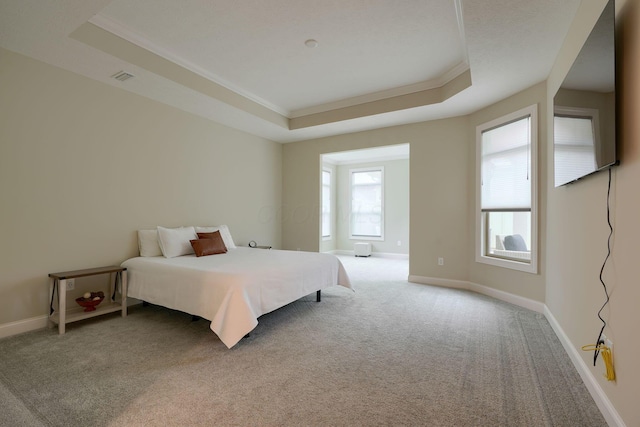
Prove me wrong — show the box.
[438,257,444,266]
[397,240,401,246]
[66,279,75,291]
[602,334,613,352]
[599,334,614,379]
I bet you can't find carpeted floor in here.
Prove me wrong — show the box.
[0,255,606,426]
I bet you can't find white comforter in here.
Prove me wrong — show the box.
[122,248,352,348]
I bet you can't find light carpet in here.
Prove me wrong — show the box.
[0,256,606,426]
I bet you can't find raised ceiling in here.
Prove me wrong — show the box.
[323,144,410,165]
[0,0,583,142]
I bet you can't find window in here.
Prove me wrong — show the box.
[321,169,331,238]
[350,167,384,240]
[476,105,537,273]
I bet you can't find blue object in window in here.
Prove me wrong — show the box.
[504,234,527,251]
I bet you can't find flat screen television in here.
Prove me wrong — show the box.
[553,0,618,187]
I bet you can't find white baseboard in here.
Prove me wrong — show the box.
[408,274,624,426]
[467,281,545,313]
[331,250,409,260]
[0,300,142,340]
[407,275,544,313]
[544,307,626,427]
[408,275,469,290]
[0,315,49,339]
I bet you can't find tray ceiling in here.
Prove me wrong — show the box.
[0,0,582,142]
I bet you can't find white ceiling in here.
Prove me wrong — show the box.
[0,0,583,143]
[323,144,410,165]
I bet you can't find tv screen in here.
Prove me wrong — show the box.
[553,0,617,187]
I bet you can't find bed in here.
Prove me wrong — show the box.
[122,226,352,348]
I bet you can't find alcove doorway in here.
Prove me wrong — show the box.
[320,144,409,259]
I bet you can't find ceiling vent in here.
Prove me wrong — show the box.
[111,71,135,82]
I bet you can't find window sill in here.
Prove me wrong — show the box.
[476,254,537,274]
[349,236,384,242]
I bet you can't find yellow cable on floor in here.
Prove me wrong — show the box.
[582,344,616,381]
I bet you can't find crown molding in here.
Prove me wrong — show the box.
[89,14,290,116]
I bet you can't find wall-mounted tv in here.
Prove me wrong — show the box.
[553,0,618,187]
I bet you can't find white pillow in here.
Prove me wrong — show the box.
[138,229,163,257]
[195,225,236,249]
[157,226,198,258]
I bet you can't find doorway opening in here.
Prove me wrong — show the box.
[320,144,409,258]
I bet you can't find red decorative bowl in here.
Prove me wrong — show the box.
[75,297,104,312]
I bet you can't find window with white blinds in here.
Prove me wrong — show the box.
[476,105,537,273]
[350,167,384,239]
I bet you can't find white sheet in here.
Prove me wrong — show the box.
[122,248,352,348]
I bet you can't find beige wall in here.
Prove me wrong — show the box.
[408,119,469,279]
[0,48,282,325]
[282,117,469,279]
[334,159,409,255]
[546,0,640,424]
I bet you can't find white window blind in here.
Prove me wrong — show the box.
[481,116,531,211]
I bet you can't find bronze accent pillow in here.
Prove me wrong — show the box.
[190,231,228,257]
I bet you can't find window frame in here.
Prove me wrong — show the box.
[475,104,538,274]
[321,168,332,240]
[349,166,385,241]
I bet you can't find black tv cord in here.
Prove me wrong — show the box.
[593,167,613,366]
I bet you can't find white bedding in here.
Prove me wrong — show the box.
[122,248,352,348]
